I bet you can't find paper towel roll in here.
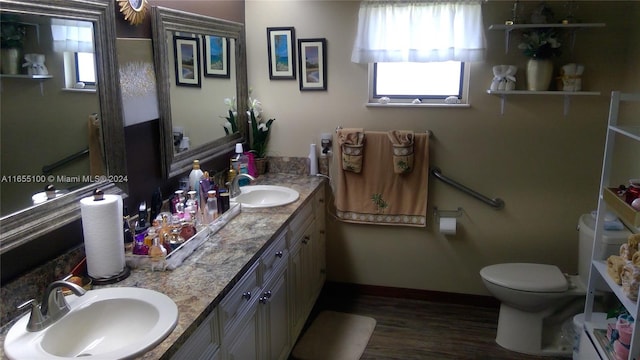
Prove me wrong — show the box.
[80,194,125,279]
[309,143,318,176]
[439,217,457,235]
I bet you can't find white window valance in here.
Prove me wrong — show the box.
[351,0,486,63]
[51,19,94,53]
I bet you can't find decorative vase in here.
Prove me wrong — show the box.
[526,58,553,91]
[254,157,268,175]
[1,48,21,75]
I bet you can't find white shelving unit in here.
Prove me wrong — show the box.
[487,23,605,116]
[583,91,640,360]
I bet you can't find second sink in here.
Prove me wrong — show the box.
[232,185,300,208]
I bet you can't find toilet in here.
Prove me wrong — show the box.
[480,213,631,356]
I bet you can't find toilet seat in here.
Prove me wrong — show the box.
[480,263,568,293]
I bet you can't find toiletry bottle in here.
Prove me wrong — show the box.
[206,190,218,223]
[173,190,186,217]
[234,143,250,186]
[134,201,150,249]
[309,143,318,176]
[185,190,198,223]
[148,236,167,271]
[150,187,163,221]
[189,159,204,198]
[228,160,237,184]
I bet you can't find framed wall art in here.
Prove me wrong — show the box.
[298,38,327,91]
[267,27,296,80]
[173,35,201,87]
[203,35,229,78]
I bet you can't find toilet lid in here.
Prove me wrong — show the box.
[480,263,568,293]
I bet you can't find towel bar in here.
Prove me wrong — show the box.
[431,167,505,210]
[334,126,433,138]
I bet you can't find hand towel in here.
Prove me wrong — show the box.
[387,130,415,174]
[607,255,626,285]
[621,262,640,301]
[332,131,429,227]
[337,128,365,173]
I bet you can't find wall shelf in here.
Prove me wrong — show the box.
[486,90,601,116]
[488,23,606,53]
[0,74,53,96]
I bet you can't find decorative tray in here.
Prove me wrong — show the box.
[125,203,241,271]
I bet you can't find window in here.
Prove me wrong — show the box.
[370,61,469,105]
[75,52,96,85]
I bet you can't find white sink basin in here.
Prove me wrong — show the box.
[4,287,178,359]
[233,185,299,208]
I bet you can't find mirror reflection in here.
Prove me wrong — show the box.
[0,13,104,216]
[0,0,127,255]
[151,6,248,179]
[166,30,237,154]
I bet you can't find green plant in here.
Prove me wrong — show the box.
[247,94,275,159]
[221,97,237,135]
[0,21,26,49]
[248,109,275,159]
[517,28,561,59]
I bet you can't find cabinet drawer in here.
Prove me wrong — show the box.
[260,231,288,285]
[219,262,259,335]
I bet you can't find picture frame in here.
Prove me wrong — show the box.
[173,35,201,87]
[203,35,229,78]
[267,27,296,80]
[298,38,327,91]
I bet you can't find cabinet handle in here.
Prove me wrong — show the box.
[319,230,325,235]
[242,291,251,300]
[263,290,272,298]
[259,296,269,304]
[302,236,310,244]
[275,251,283,258]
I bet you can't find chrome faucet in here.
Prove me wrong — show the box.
[227,173,256,198]
[18,279,87,332]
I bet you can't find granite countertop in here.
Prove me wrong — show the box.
[0,173,325,360]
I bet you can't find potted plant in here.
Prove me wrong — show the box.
[0,17,27,74]
[247,94,275,174]
[518,28,562,91]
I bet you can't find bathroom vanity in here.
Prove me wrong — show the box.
[0,173,327,359]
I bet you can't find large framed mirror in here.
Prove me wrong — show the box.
[151,6,248,179]
[0,0,127,254]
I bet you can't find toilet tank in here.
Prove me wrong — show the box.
[578,213,631,286]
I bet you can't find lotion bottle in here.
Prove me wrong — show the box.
[189,160,204,199]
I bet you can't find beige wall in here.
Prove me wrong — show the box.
[245,1,640,295]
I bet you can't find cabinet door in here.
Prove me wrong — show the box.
[260,267,290,360]
[171,309,220,360]
[223,301,259,360]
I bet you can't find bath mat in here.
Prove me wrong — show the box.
[292,310,377,360]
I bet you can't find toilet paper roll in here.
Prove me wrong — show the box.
[439,217,457,235]
[80,194,125,279]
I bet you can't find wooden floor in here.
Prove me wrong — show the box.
[293,287,570,360]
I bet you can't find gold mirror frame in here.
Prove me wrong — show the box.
[0,0,127,254]
[151,6,248,179]
[118,0,148,26]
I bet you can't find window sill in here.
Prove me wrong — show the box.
[366,102,470,108]
[61,88,97,94]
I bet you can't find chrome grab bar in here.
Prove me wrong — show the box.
[431,167,505,210]
[42,148,89,175]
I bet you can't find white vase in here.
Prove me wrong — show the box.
[1,48,21,75]
[526,58,553,91]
